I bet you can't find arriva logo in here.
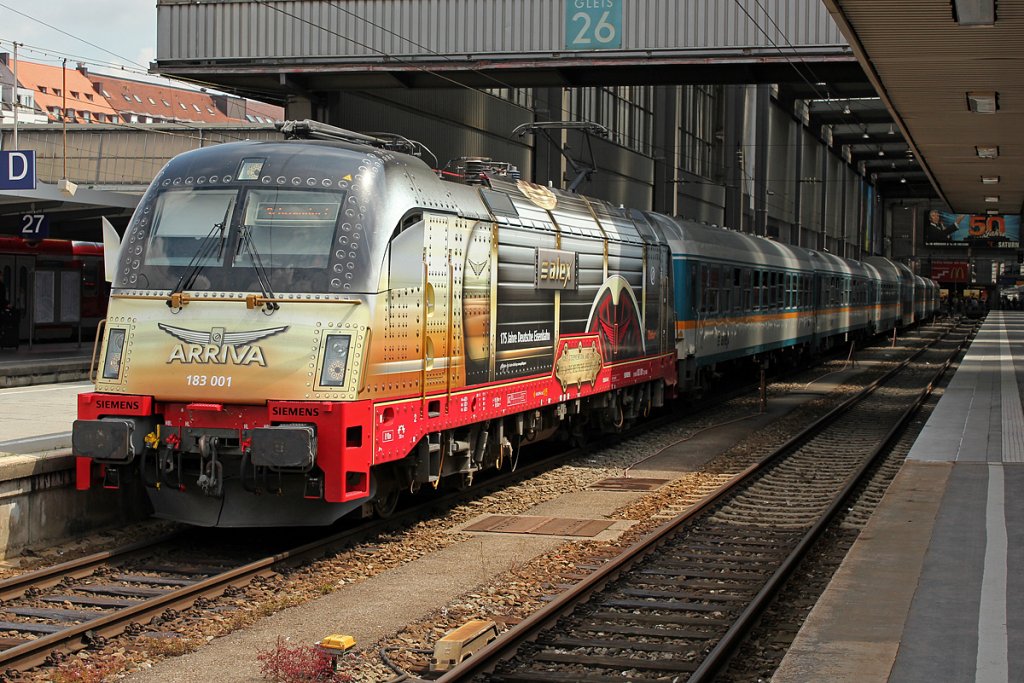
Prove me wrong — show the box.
[159,324,288,366]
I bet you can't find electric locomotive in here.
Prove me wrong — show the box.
[73,120,938,527]
[73,122,678,526]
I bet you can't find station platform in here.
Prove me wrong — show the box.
[0,379,91,454]
[774,311,1024,683]
[0,341,93,389]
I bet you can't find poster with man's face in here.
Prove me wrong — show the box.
[924,210,1020,248]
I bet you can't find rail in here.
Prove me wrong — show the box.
[435,320,974,682]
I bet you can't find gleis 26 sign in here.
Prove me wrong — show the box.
[565,0,622,50]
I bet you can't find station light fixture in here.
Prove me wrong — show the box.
[976,146,999,158]
[862,129,870,139]
[985,196,999,203]
[953,0,995,26]
[966,91,998,113]
[981,176,1000,184]
[987,209,999,215]
[842,104,851,115]
[900,177,907,184]
[877,149,885,156]
[888,124,896,135]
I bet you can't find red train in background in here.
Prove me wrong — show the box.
[0,237,108,344]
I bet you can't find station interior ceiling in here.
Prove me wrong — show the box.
[152,1,1009,213]
[4,1,1018,242]
[825,0,1024,217]
[161,61,932,206]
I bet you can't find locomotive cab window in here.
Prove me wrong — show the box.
[235,189,341,270]
[136,184,350,293]
[146,189,238,267]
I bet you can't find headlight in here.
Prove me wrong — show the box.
[319,334,351,387]
[102,328,126,380]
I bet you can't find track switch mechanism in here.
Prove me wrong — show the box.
[429,619,498,672]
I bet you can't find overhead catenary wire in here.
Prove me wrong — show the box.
[2,7,737,187]
[0,2,145,70]
[6,2,863,223]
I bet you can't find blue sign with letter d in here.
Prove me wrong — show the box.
[0,150,36,190]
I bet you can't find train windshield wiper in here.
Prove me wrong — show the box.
[237,226,280,311]
[168,211,230,306]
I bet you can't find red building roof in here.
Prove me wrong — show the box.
[14,60,118,124]
[8,57,283,126]
[85,72,237,124]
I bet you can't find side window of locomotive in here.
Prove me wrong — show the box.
[145,189,238,266]
[236,189,341,270]
[388,219,425,292]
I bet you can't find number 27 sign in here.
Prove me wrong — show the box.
[566,0,622,50]
[20,213,49,239]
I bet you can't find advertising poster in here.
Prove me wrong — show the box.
[929,260,970,283]
[924,210,1020,248]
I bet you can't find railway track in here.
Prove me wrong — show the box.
[0,322,955,678]
[433,320,975,683]
[0,399,716,676]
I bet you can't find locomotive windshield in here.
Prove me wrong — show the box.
[134,186,346,293]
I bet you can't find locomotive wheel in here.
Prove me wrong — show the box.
[372,470,401,518]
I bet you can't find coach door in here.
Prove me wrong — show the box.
[0,254,32,339]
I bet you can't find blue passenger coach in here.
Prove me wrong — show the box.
[658,219,934,392]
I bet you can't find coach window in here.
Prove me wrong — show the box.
[732,267,741,312]
[699,264,709,313]
[708,265,721,315]
[720,266,731,312]
[690,264,700,316]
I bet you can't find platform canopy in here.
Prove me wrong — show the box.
[824,0,1024,214]
[154,0,863,91]
[0,183,138,241]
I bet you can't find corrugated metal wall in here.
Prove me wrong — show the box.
[327,88,532,178]
[156,0,846,61]
[766,111,796,226]
[0,125,281,186]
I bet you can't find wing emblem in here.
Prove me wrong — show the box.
[467,258,488,277]
[159,323,289,346]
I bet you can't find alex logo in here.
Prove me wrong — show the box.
[535,248,578,290]
[159,324,288,366]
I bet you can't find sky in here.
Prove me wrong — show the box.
[0,0,167,84]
